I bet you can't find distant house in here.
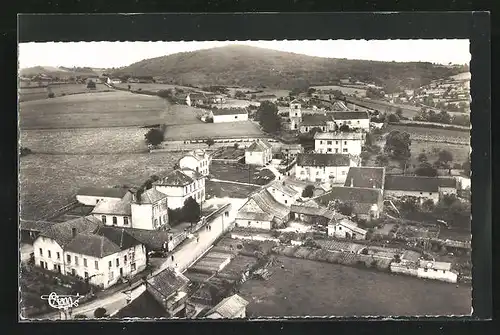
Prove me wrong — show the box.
[344,167,386,190]
[384,175,457,204]
[314,131,365,156]
[205,294,249,319]
[290,200,341,225]
[210,108,249,123]
[245,139,273,166]
[76,187,129,206]
[278,143,304,160]
[106,77,122,85]
[294,153,356,185]
[266,180,300,206]
[330,111,370,131]
[154,168,206,209]
[187,93,206,106]
[236,189,290,230]
[211,95,227,104]
[417,260,458,283]
[327,218,367,240]
[178,149,211,176]
[314,186,383,221]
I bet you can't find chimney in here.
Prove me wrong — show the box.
[71,228,77,238]
[129,189,137,203]
[350,178,354,187]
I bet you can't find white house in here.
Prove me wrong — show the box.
[205,294,249,319]
[330,111,370,131]
[154,168,206,209]
[178,149,211,176]
[417,260,458,283]
[211,108,249,123]
[245,139,273,166]
[328,218,367,240]
[384,175,458,204]
[106,78,122,85]
[236,189,290,230]
[76,187,129,206]
[295,153,356,185]
[266,180,301,206]
[314,131,365,156]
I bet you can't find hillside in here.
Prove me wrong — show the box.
[111,45,466,91]
[19,66,102,79]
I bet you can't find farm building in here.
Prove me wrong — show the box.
[211,108,249,123]
[313,186,384,221]
[154,168,206,209]
[327,218,367,240]
[76,187,129,206]
[290,201,341,225]
[236,189,290,230]
[294,153,356,185]
[417,260,458,283]
[266,180,301,206]
[384,176,458,204]
[245,139,273,166]
[20,219,57,244]
[314,131,365,156]
[91,188,169,231]
[344,166,386,190]
[187,93,207,107]
[33,217,147,289]
[205,294,249,319]
[277,143,304,160]
[106,78,122,85]
[330,111,370,131]
[178,149,211,176]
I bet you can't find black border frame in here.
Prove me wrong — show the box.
[5,10,493,335]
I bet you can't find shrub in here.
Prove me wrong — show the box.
[144,128,165,147]
[387,113,400,123]
[370,260,378,268]
[73,314,87,319]
[48,92,55,98]
[94,307,107,318]
[361,248,369,255]
[301,185,315,198]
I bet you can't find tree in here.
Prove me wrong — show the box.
[48,92,55,98]
[437,149,453,167]
[144,128,165,147]
[387,113,400,123]
[364,133,374,147]
[302,185,315,198]
[307,87,316,97]
[205,138,215,147]
[375,154,389,167]
[417,153,428,163]
[257,101,281,133]
[415,162,438,177]
[337,201,355,216]
[87,80,96,89]
[384,130,411,161]
[234,91,246,99]
[395,107,403,118]
[339,124,350,132]
[183,197,201,223]
[94,307,107,318]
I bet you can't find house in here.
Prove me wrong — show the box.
[314,131,365,156]
[205,294,249,319]
[106,78,122,85]
[236,189,290,230]
[294,153,356,185]
[290,200,341,225]
[314,186,384,221]
[33,217,147,289]
[278,143,304,159]
[211,108,249,123]
[344,167,386,190]
[417,260,458,283]
[187,93,207,106]
[178,149,211,176]
[76,187,129,206]
[245,139,273,166]
[330,111,370,131]
[91,188,169,231]
[266,180,301,206]
[144,268,191,317]
[154,169,206,209]
[211,95,227,104]
[384,175,457,204]
[327,218,367,240]
[20,219,57,244]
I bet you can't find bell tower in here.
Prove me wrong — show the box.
[289,100,302,130]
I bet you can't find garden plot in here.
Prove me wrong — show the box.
[315,239,366,254]
[189,250,233,274]
[396,224,440,240]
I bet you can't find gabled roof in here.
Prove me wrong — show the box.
[314,186,382,215]
[206,294,249,318]
[335,218,367,235]
[296,153,351,167]
[314,132,364,140]
[246,139,272,152]
[267,181,299,197]
[91,192,132,216]
[181,149,209,162]
[290,203,341,220]
[385,176,456,193]
[301,114,330,126]
[156,170,196,187]
[136,188,167,204]
[250,189,290,221]
[146,268,190,301]
[180,168,204,181]
[76,187,129,199]
[344,167,385,190]
[331,101,350,111]
[121,227,172,251]
[212,108,248,116]
[189,92,206,100]
[331,111,369,120]
[236,211,274,222]
[39,216,101,248]
[114,290,167,318]
[19,219,57,232]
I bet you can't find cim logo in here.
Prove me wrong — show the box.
[41,292,83,310]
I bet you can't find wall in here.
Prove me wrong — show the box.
[96,244,148,288]
[384,189,440,204]
[93,214,131,228]
[155,179,205,209]
[130,199,168,230]
[267,187,298,206]
[235,219,272,230]
[327,225,366,240]
[390,263,418,277]
[179,156,210,176]
[315,138,363,155]
[76,195,121,206]
[230,233,279,243]
[33,236,64,273]
[213,113,249,123]
[417,267,458,283]
[295,165,350,184]
[334,118,370,131]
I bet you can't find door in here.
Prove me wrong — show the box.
[56,264,61,273]
[119,268,124,277]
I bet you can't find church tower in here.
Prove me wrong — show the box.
[289,100,302,130]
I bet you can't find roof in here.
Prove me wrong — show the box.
[180,168,204,181]
[331,111,369,120]
[77,187,129,199]
[65,226,139,258]
[331,101,350,111]
[189,93,206,100]
[212,108,248,116]
[344,167,385,189]
[206,294,249,318]
[418,260,452,271]
[385,176,456,193]
[114,290,167,318]
[236,211,274,222]
[91,192,132,215]
[147,268,190,300]
[244,189,290,221]
[267,181,299,197]
[314,132,364,140]
[301,114,330,126]
[157,170,194,187]
[335,218,367,235]
[314,187,382,215]
[120,227,173,251]
[290,204,341,220]
[246,139,272,152]
[39,216,101,247]
[181,149,209,162]
[19,219,57,232]
[296,153,351,167]
[136,188,167,204]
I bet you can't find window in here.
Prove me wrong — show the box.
[67,254,71,263]
[335,149,339,153]
[112,217,117,225]
[102,216,106,224]
[108,261,112,268]
[429,193,433,196]
[424,268,428,272]
[56,252,60,260]
[342,171,346,175]
[339,226,342,230]
[40,260,44,268]
[123,217,129,225]
[95,261,99,270]
[320,141,323,144]
[225,211,229,217]
[344,141,347,145]
[248,221,251,226]
[47,250,51,258]
[84,272,89,279]
[235,115,238,119]
[109,271,114,280]
[420,192,423,195]
[357,120,360,124]
[285,200,288,204]
[39,248,43,256]
[84,258,87,267]
[116,258,120,267]
[343,149,348,153]
[336,141,338,144]
[124,255,128,264]
[154,219,158,228]
[327,148,332,152]
[131,263,136,271]
[443,270,446,274]
[327,141,332,145]
[71,269,76,276]
[75,256,79,266]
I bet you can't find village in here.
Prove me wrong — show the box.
[20,77,472,319]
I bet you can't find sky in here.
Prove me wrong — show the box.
[18,40,470,69]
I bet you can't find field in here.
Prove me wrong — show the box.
[19,151,185,220]
[410,141,470,165]
[205,180,259,199]
[239,256,471,317]
[113,82,208,93]
[210,163,275,185]
[386,124,470,141]
[310,85,367,97]
[163,121,265,141]
[18,84,113,102]
[213,98,260,109]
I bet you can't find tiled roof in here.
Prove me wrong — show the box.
[344,167,385,189]
[331,101,350,111]
[212,108,248,116]
[121,227,172,251]
[39,216,101,248]
[19,219,57,232]
[301,114,330,126]
[385,176,456,193]
[180,168,204,181]
[336,218,367,235]
[314,132,364,140]
[77,187,129,199]
[236,211,274,222]
[438,177,458,188]
[267,181,299,197]
[189,93,206,100]
[290,204,340,220]
[331,111,369,120]
[91,192,132,215]
[114,290,167,318]
[136,188,167,204]
[206,294,249,318]
[296,153,351,167]
[314,187,381,215]
[147,268,190,301]
[418,260,452,271]
[157,170,194,187]
[250,189,290,221]
[246,139,272,152]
